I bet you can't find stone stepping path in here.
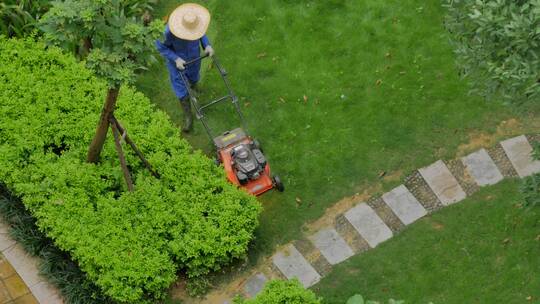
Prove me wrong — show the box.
[308,228,354,265]
[382,185,427,225]
[500,135,540,177]
[271,244,321,288]
[243,273,268,298]
[344,204,393,248]
[462,149,503,186]
[418,160,467,205]
[207,134,540,302]
[0,222,63,304]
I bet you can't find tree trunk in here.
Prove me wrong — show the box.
[87,87,120,163]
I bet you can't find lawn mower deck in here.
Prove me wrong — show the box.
[214,128,282,196]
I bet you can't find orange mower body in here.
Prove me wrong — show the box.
[214,128,283,196]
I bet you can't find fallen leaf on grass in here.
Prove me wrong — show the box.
[295,197,302,205]
[279,97,286,103]
[244,102,251,107]
[376,79,383,86]
[535,235,540,241]
[378,171,386,178]
[526,296,532,301]
[502,238,510,244]
[303,95,308,103]
[257,52,267,58]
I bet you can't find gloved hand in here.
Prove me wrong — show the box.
[204,46,215,57]
[175,57,186,70]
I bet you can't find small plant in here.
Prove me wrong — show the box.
[0,0,50,37]
[233,279,321,304]
[443,0,540,104]
[346,294,404,304]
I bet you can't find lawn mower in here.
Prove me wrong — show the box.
[179,54,284,196]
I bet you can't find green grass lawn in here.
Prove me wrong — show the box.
[313,180,540,303]
[137,0,539,259]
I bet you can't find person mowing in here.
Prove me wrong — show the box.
[156,3,214,132]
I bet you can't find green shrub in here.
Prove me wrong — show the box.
[444,0,540,103]
[521,142,540,207]
[0,185,112,304]
[0,0,50,37]
[233,279,321,304]
[0,37,261,303]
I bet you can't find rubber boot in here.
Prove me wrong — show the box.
[180,98,193,132]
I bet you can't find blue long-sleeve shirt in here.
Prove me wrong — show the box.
[155,25,211,99]
[155,25,210,63]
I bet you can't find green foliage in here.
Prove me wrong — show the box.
[521,142,540,207]
[522,173,540,207]
[0,185,113,304]
[0,37,261,303]
[232,279,404,304]
[40,0,163,87]
[0,0,50,37]
[346,294,404,304]
[444,0,540,103]
[233,279,321,304]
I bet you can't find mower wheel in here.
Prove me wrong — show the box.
[272,175,285,192]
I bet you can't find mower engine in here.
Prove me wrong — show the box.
[231,143,266,184]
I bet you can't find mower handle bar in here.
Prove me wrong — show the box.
[184,53,209,67]
[178,54,248,144]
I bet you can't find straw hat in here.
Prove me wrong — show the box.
[168,3,211,41]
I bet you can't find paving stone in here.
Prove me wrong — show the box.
[3,244,42,288]
[13,293,38,304]
[0,222,9,234]
[461,149,504,186]
[500,135,540,178]
[344,203,393,248]
[29,281,63,304]
[382,185,427,225]
[334,214,371,254]
[0,233,16,253]
[5,274,29,299]
[445,158,480,196]
[366,197,404,232]
[243,273,267,298]
[0,281,12,303]
[403,171,443,213]
[272,244,321,288]
[418,160,466,206]
[292,239,332,277]
[0,257,16,279]
[309,228,354,265]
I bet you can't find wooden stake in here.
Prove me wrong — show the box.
[110,118,134,192]
[110,116,160,179]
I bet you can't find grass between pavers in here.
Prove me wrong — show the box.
[313,179,540,303]
[138,0,540,262]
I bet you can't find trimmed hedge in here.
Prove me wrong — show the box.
[0,37,261,303]
[0,185,112,304]
[233,279,321,304]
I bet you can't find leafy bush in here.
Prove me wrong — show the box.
[233,279,321,304]
[0,0,50,37]
[521,142,540,207]
[444,0,540,103]
[346,294,404,304]
[0,185,112,304]
[232,279,405,304]
[0,37,261,303]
